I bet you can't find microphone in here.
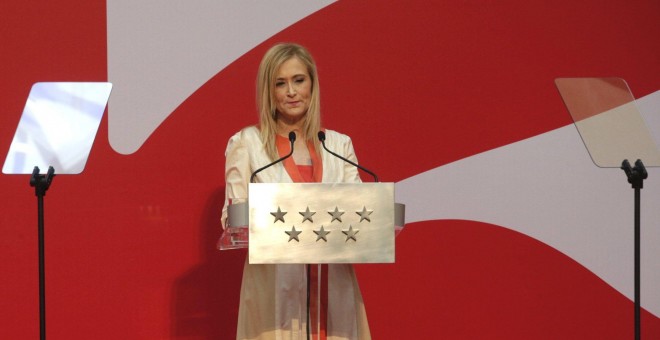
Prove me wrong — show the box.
[250,131,296,183]
[317,131,379,182]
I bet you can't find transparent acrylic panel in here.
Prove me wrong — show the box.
[3,82,113,174]
[636,90,660,153]
[555,78,660,168]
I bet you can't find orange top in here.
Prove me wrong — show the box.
[275,133,328,339]
[275,134,323,183]
[296,165,314,182]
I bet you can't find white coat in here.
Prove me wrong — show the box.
[221,126,371,340]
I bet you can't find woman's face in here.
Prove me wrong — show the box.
[273,57,312,124]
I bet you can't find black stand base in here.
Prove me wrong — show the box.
[621,159,647,340]
[30,166,55,340]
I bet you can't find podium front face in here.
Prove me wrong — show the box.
[248,183,395,264]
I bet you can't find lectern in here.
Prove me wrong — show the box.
[219,182,404,338]
[219,182,406,263]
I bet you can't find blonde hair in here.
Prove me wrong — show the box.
[256,43,322,161]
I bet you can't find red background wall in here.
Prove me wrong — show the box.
[1,1,659,338]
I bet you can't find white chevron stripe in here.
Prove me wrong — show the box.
[396,91,660,317]
[107,0,335,154]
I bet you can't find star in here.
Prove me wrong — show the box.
[313,225,331,242]
[327,206,345,222]
[270,207,287,223]
[299,206,316,223]
[342,225,359,242]
[285,226,302,242]
[356,206,373,222]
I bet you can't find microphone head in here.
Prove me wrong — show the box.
[288,131,296,142]
[317,131,326,142]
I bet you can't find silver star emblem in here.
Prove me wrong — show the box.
[285,226,302,242]
[356,206,373,222]
[313,225,331,242]
[342,225,359,242]
[328,206,345,222]
[299,206,316,223]
[270,207,287,223]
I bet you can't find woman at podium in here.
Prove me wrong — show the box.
[221,43,371,339]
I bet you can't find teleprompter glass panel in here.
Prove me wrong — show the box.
[555,78,660,168]
[3,82,112,174]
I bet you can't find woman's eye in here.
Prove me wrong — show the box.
[295,78,305,84]
[275,81,285,87]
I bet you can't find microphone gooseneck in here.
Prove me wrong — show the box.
[317,131,379,182]
[250,131,296,183]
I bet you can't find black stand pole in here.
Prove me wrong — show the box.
[29,166,55,340]
[621,159,647,340]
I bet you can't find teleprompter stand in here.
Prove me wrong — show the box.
[3,82,113,339]
[556,78,660,340]
[621,159,648,340]
[30,166,55,340]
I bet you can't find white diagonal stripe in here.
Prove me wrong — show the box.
[396,91,660,317]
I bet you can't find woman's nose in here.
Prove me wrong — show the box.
[287,83,296,96]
